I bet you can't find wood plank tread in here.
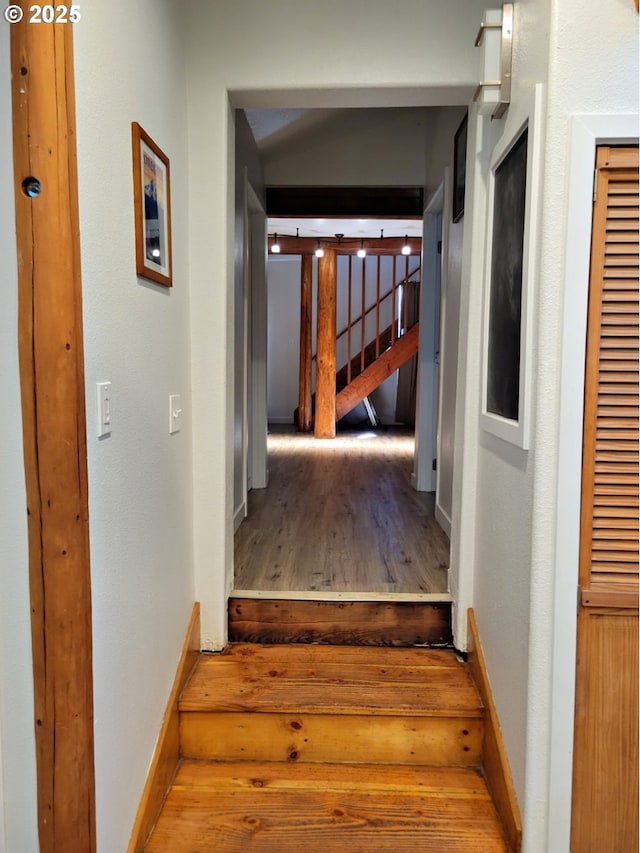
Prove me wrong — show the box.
[180,645,482,717]
[145,761,508,852]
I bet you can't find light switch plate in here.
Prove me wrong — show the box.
[169,394,182,434]
[96,382,112,437]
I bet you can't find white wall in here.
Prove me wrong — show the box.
[449,0,553,817]
[267,256,301,423]
[436,186,464,531]
[262,107,435,186]
[536,3,638,850]
[74,2,194,848]
[0,26,39,853]
[449,1,639,850]
[234,112,266,523]
[184,0,489,647]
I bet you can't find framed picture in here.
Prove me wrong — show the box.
[452,112,468,222]
[480,85,544,449]
[132,122,172,287]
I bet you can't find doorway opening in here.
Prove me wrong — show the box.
[232,106,455,610]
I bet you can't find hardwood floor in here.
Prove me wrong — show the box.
[234,427,449,595]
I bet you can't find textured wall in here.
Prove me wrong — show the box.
[74,2,195,848]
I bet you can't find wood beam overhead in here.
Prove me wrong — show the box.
[11,18,96,852]
[269,236,421,256]
[267,186,423,218]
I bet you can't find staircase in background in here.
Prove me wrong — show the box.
[335,321,419,421]
[145,643,514,851]
[296,260,421,427]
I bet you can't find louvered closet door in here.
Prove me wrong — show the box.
[579,146,639,605]
[571,145,639,853]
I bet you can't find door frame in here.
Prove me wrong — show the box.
[414,180,445,494]
[247,180,269,492]
[548,113,638,851]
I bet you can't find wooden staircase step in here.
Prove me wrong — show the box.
[228,597,453,646]
[180,644,481,716]
[145,761,508,852]
[179,645,483,767]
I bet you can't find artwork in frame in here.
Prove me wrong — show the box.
[480,84,544,450]
[452,111,468,222]
[132,122,172,287]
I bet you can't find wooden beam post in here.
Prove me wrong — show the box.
[315,249,337,438]
[11,18,96,852]
[297,255,313,432]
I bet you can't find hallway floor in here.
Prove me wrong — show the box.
[234,426,449,595]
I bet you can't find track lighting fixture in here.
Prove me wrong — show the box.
[266,229,418,258]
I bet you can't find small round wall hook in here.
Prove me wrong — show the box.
[22,177,42,198]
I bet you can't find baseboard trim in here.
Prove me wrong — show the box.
[127,602,201,853]
[435,502,451,538]
[467,609,522,853]
[233,502,246,533]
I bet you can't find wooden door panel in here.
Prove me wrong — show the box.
[572,146,639,852]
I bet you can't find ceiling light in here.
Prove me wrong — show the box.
[402,236,411,256]
[357,240,366,259]
[315,241,324,258]
[271,233,281,254]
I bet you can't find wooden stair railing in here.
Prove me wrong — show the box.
[335,322,420,421]
[334,257,421,385]
[295,258,421,428]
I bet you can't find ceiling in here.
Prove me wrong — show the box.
[245,109,424,241]
[267,217,423,240]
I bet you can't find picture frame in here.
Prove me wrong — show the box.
[132,122,172,287]
[480,85,544,450]
[452,111,468,222]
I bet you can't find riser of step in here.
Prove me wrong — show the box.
[145,760,508,852]
[180,710,482,766]
[228,598,453,646]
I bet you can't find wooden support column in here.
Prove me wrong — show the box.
[11,18,96,852]
[297,255,313,432]
[315,249,337,438]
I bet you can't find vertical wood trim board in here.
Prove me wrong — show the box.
[467,610,522,853]
[315,249,337,438]
[10,20,97,852]
[127,603,201,853]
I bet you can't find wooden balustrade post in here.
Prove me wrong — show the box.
[392,256,397,344]
[360,256,366,374]
[376,256,381,358]
[297,254,313,431]
[347,256,352,384]
[315,249,337,438]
